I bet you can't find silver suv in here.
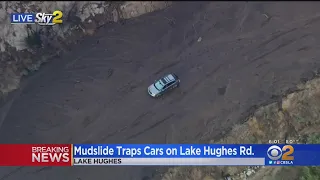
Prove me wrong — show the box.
[148,73,180,97]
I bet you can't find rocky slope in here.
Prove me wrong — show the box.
[0,1,171,96]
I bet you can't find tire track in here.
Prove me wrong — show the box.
[105,79,145,106]
[82,116,94,128]
[236,2,250,31]
[0,167,23,180]
[154,60,182,75]
[126,113,174,140]
[31,166,52,174]
[304,15,320,26]
[100,125,129,141]
[245,31,312,68]
[131,111,155,128]
[256,28,297,49]
[170,61,226,104]
[244,38,297,66]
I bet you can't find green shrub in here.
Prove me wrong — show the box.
[298,133,320,180]
[25,29,42,48]
[307,133,320,144]
[299,167,320,180]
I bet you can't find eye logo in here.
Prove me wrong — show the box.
[267,145,282,160]
[267,145,294,160]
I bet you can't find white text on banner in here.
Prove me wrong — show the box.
[73,158,265,166]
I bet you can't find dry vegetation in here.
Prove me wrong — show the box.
[0,2,171,100]
[161,77,320,180]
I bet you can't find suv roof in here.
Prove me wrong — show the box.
[160,74,176,85]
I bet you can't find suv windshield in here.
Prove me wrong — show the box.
[154,80,164,90]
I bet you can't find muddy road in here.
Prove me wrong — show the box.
[1,2,320,180]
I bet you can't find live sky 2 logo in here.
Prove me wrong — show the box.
[11,10,63,26]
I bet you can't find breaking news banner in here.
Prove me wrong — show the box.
[0,144,71,166]
[0,144,319,166]
[71,144,320,166]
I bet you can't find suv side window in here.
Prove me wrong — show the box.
[167,81,174,87]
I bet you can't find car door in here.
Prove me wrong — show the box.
[161,84,168,93]
[166,81,175,90]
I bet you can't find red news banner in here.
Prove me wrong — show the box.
[0,144,72,166]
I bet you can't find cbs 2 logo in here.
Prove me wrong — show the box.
[267,145,294,160]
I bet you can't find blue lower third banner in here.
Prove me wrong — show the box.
[71,144,320,166]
